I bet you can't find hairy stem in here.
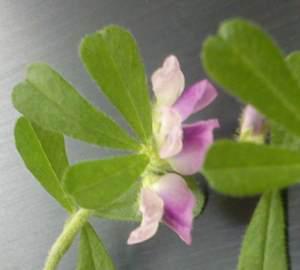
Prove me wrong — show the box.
[43,208,91,270]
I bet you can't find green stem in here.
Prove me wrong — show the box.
[43,208,91,270]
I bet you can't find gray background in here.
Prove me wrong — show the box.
[1,0,300,269]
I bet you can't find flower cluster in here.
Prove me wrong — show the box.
[128,55,219,245]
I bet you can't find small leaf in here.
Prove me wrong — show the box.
[95,181,141,221]
[185,176,205,217]
[15,117,74,212]
[203,140,300,196]
[64,154,149,209]
[238,191,287,270]
[202,18,300,138]
[80,25,152,142]
[12,63,139,151]
[77,223,115,270]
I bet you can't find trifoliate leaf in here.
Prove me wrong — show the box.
[15,117,75,212]
[80,26,152,142]
[238,191,287,270]
[202,19,300,139]
[64,154,149,209]
[203,140,300,196]
[12,64,139,151]
[77,223,115,270]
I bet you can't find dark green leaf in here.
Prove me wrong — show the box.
[203,140,300,196]
[80,25,152,142]
[64,154,149,209]
[15,117,74,212]
[202,18,300,138]
[12,63,139,151]
[77,223,115,270]
[186,176,205,217]
[238,191,287,270]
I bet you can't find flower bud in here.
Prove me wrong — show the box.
[239,105,267,143]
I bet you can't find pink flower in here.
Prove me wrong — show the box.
[127,173,196,245]
[127,56,219,246]
[152,55,219,175]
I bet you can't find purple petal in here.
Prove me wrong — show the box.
[127,188,164,245]
[173,80,218,121]
[151,55,185,106]
[240,105,266,136]
[168,119,219,175]
[152,173,196,245]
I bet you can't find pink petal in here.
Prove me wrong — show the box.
[151,55,185,106]
[240,105,266,136]
[127,188,164,245]
[152,173,196,245]
[156,107,183,159]
[173,80,218,121]
[168,119,219,175]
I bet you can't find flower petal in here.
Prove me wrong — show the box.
[127,188,164,245]
[156,107,183,159]
[152,173,196,245]
[151,55,185,106]
[173,80,217,121]
[168,119,219,175]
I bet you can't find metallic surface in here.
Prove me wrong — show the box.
[1,0,300,269]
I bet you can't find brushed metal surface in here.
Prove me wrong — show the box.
[1,0,300,269]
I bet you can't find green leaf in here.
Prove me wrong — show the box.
[272,123,300,151]
[80,25,152,142]
[238,191,287,270]
[64,154,149,209]
[77,223,115,270]
[203,140,300,196]
[15,117,74,212]
[12,63,139,151]
[186,176,205,217]
[95,181,141,221]
[95,176,205,221]
[202,18,300,138]
[286,51,300,86]
[270,53,300,151]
